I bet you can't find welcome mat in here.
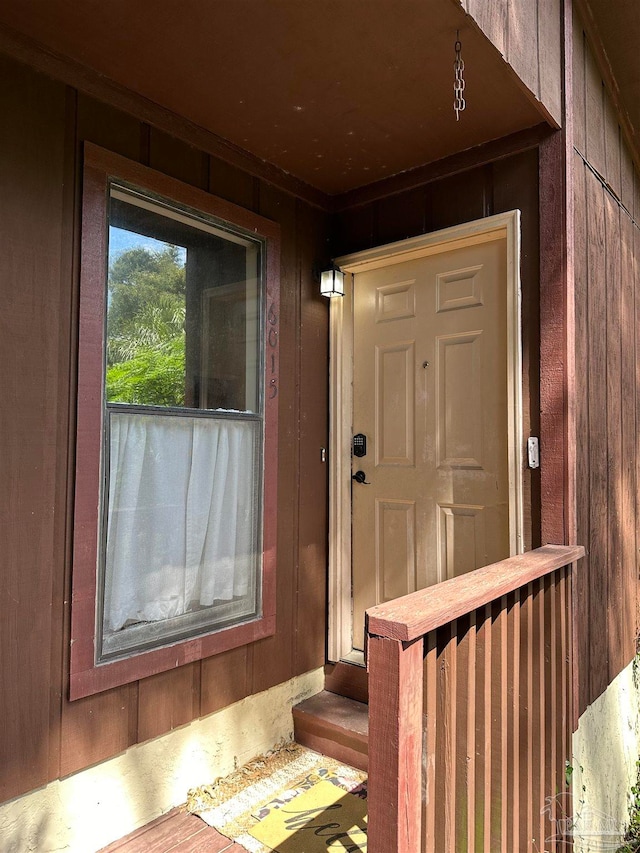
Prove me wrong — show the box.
[187,743,367,852]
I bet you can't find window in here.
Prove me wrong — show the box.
[70,144,280,699]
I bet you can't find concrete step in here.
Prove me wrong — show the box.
[293,690,369,772]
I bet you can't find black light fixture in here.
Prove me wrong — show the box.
[320,266,345,298]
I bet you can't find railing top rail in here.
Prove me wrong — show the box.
[366,544,584,642]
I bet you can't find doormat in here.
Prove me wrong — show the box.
[187,743,367,852]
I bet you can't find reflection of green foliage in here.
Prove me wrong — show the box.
[106,336,186,406]
[106,244,186,406]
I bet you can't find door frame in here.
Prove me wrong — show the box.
[328,211,524,663]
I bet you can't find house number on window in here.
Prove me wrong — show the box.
[268,301,278,398]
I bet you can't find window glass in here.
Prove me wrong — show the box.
[107,188,261,413]
[98,186,264,661]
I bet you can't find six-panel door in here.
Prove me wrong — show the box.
[351,237,510,649]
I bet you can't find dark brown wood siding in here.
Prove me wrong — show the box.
[0,53,330,803]
[461,0,563,127]
[334,148,542,553]
[572,11,640,715]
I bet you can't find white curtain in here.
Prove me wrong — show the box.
[103,412,258,633]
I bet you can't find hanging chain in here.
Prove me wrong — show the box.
[454,34,466,121]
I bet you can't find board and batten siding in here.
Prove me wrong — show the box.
[0,52,330,804]
[459,0,563,128]
[572,9,640,715]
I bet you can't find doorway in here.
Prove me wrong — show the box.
[328,212,524,664]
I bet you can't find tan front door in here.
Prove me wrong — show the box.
[351,235,511,650]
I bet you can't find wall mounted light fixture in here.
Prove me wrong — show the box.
[320,267,345,297]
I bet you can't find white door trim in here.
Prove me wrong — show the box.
[328,211,524,663]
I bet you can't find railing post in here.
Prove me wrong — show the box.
[367,634,423,853]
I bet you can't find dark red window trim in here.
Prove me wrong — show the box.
[70,142,280,700]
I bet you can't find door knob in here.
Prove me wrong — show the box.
[352,470,371,484]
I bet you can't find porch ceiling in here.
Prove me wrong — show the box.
[0,0,545,196]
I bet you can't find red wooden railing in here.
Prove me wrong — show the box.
[366,544,584,853]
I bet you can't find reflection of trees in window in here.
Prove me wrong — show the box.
[106,244,186,406]
[105,195,259,415]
